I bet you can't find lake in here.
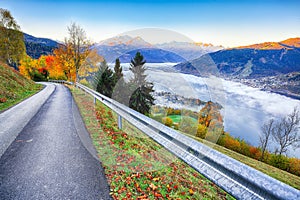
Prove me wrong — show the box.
[113,63,300,158]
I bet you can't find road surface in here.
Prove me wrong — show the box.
[0,83,112,200]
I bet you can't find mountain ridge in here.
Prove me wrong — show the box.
[23,33,60,59]
[95,35,222,62]
[236,37,300,50]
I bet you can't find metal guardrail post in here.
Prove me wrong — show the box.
[118,115,122,129]
[93,97,96,105]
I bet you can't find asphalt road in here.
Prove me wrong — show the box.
[0,83,112,200]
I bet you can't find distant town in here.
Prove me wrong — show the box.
[231,72,300,100]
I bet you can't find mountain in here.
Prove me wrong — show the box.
[94,35,222,63]
[98,35,152,47]
[174,38,300,78]
[94,35,153,62]
[23,33,60,59]
[118,48,186,63]
[156,41,223,61]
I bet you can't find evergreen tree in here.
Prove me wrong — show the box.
[129,52,155,115]
[113,58,123,84]
[93,60,114,97]
[130,52,147,87]
[112,58,131,105]
[112,77,131,106]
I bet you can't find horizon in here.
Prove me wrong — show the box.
[25,30,300,48]
[1,0,300,47]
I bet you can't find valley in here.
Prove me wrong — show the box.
[116,63,300,158]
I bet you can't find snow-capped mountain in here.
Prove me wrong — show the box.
[156,41,223,61]
[94,35,222,63]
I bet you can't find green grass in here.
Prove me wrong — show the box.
[71,87,235,200]
[168,114,197,124]
[0,62,42,111]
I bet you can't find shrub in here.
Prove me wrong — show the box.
[196,124,207,139]
[163,117,173,127]
[249,146,262,160]
[268,154,289,171]
[288,157,300,176]
[0,97,7,103]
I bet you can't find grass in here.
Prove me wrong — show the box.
[182,132,300,190]
[0,62,42,111]
[71,86,235,200]
[168,114,197,124]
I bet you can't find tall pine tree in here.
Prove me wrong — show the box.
[129,52,154,115]
[113,58,123,84]
[112,58,130,105]
[93,60,114,97]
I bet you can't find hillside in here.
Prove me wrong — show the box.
[174,38,300,78]
[174,37,300,98]
[237,38,300,50]
[0,62,42,111]
[24,33,59,59]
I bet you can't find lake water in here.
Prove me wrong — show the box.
[115,63,300,158]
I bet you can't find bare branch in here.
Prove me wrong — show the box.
[272,107,300,155]
[260,119,274,160]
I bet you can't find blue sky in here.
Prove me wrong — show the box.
[1,0,299,47]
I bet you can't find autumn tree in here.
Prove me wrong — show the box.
[78,49,103,85]
[129,52,154,115]
[272,107,300,155]
[260,119,274,161]
[198,101,223,128]
[19,55,50,81]
[53,44,74,80]
[65,22,90,82]
[45,54,66,80]
[19,55,34,79]
[0,8,26,68]
[196,124,207,139]
[198,101,223,141]
[163,117,173,127]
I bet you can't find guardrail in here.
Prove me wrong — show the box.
[56,81,300,200]
[49,80,73,85]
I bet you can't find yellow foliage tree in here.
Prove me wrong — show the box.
[163,117,173,127]
[19,55,34,79]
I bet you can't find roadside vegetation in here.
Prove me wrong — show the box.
[0,62,42,111]
[184,131,300,190]
[151,105,300,189]
[71,86,234,200]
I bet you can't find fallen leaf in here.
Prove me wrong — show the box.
[149,183,158,191]
[152,177,160,182]
[189,189,194,195]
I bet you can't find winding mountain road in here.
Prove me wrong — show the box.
[0,83,111,200]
